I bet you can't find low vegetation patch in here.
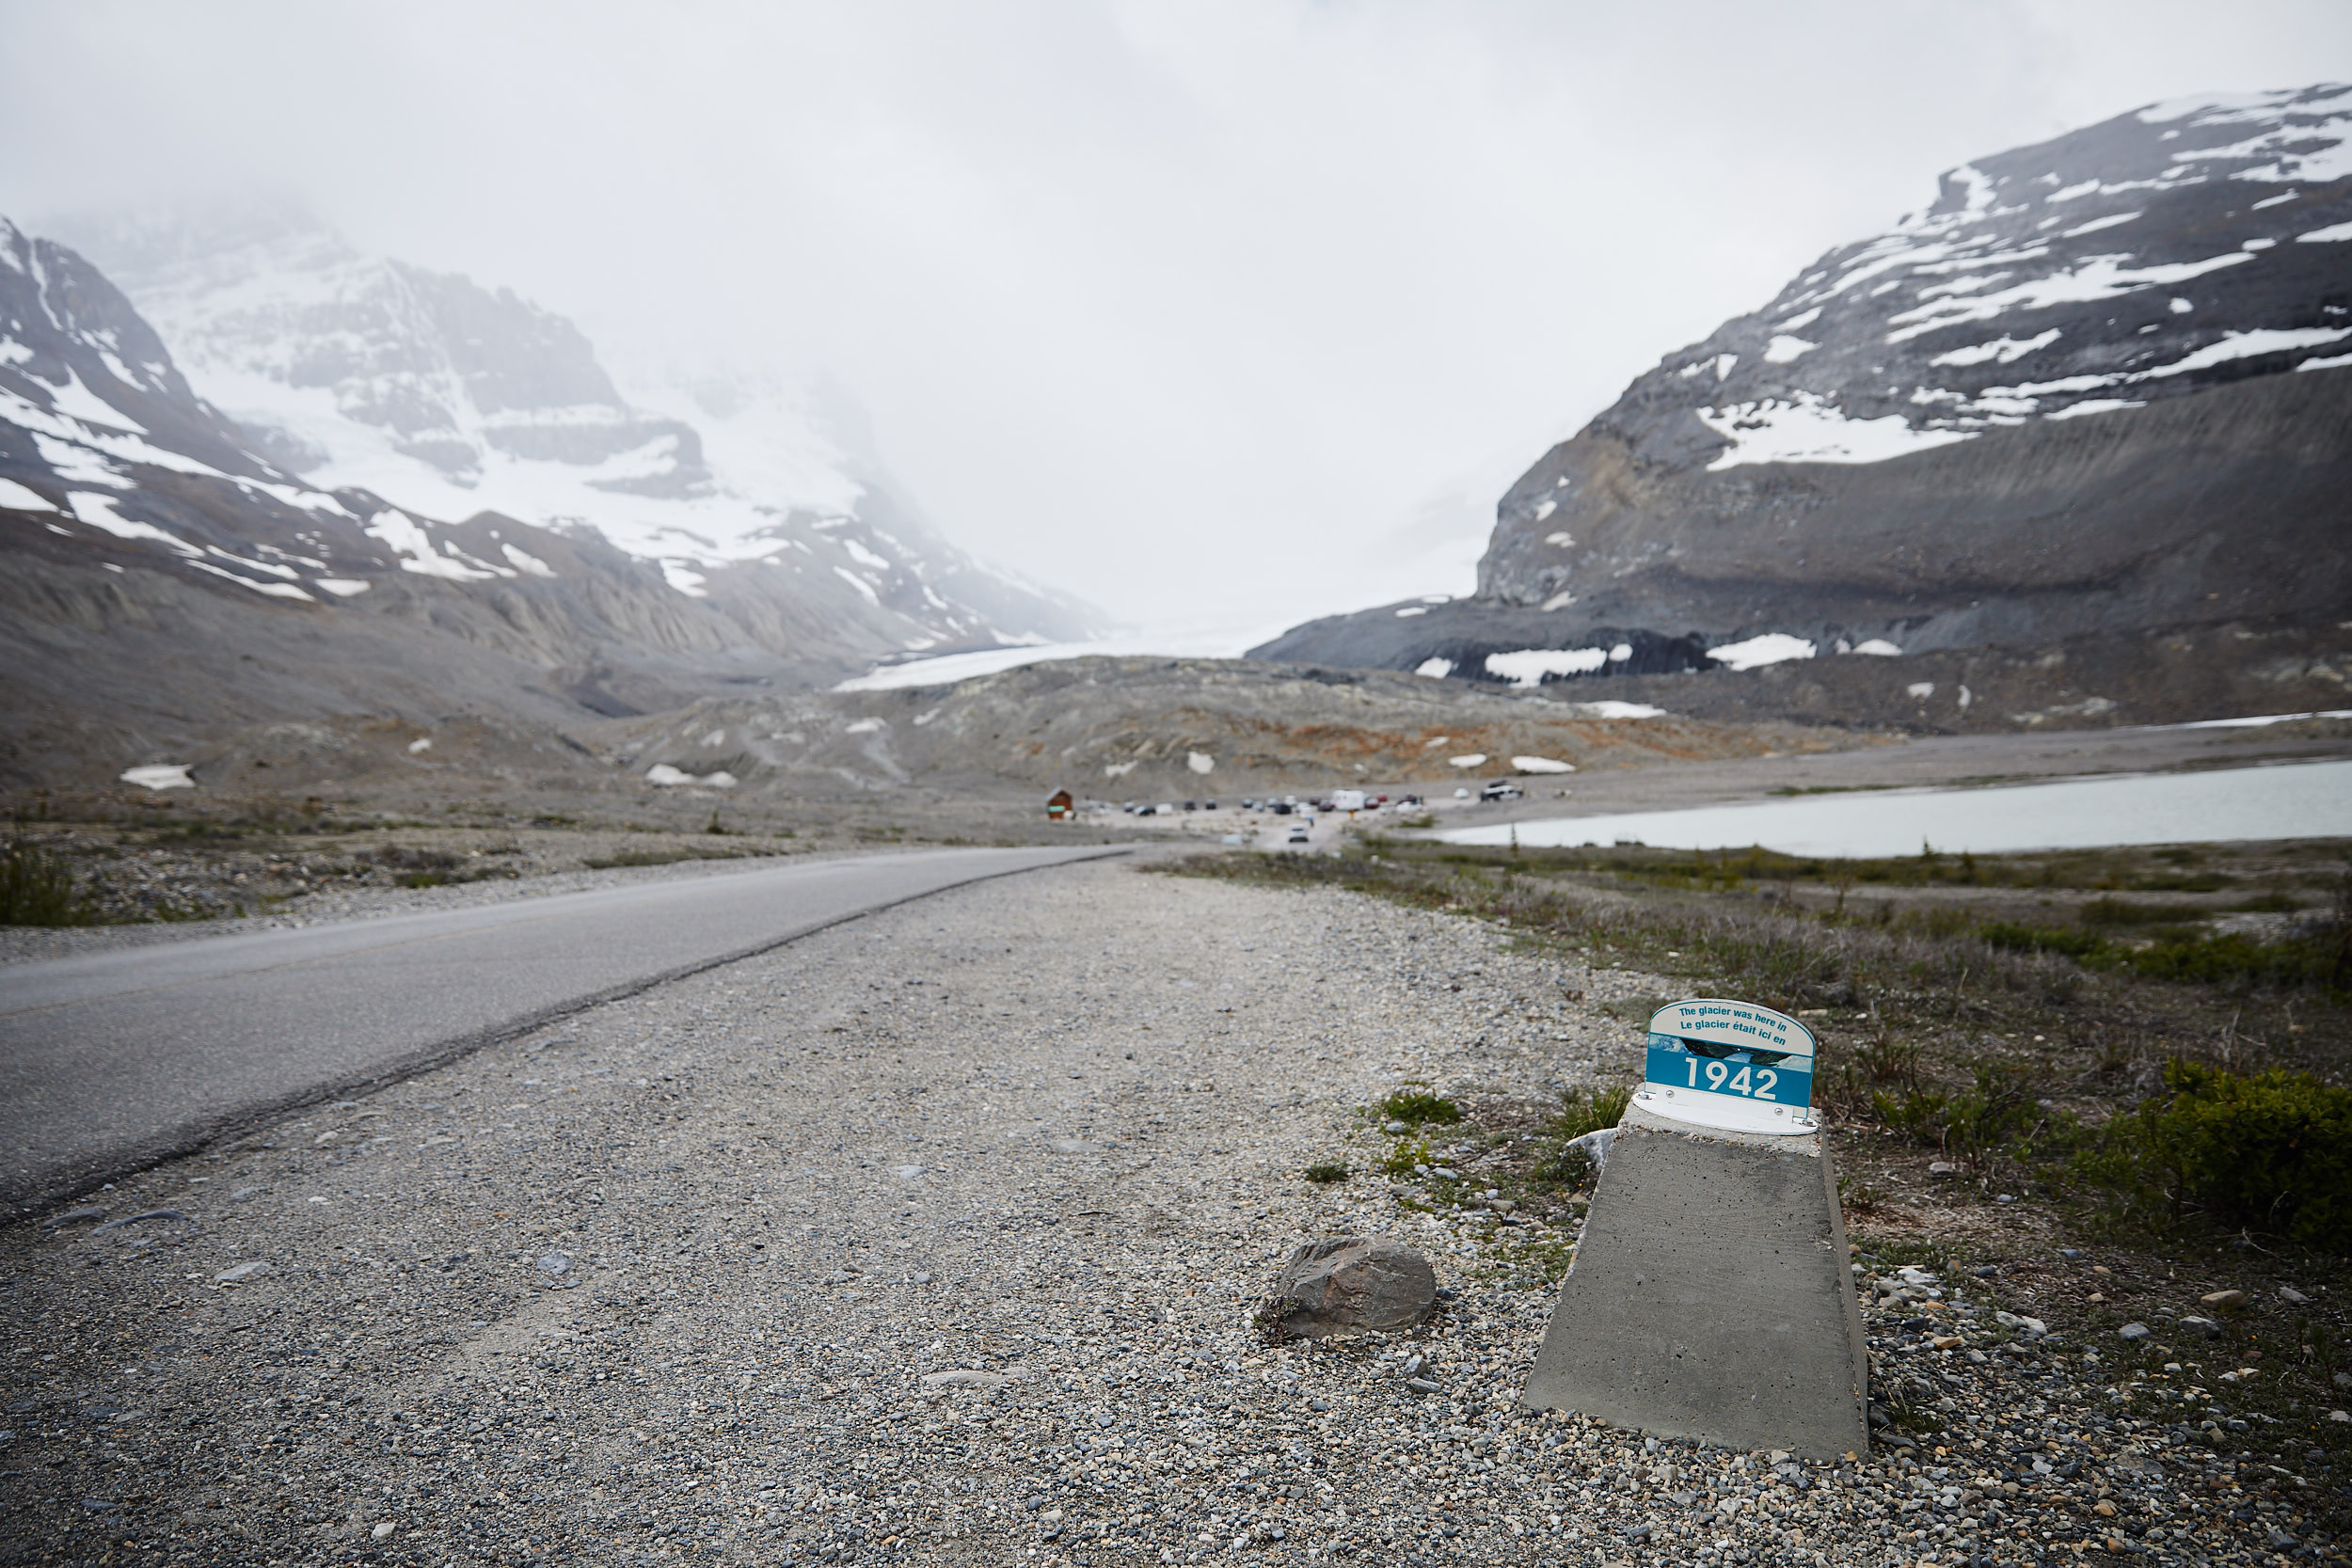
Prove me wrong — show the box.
[2074,1060,2352,1251]
[1173,833,2352,1262]
[0,838,100,926]
[1379,1088,1461,1126]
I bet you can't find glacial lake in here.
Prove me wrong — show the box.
[1436,758,2352,858]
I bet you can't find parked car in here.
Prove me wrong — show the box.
[1286,825,1312,844]
[1270,801,1294,816]
[1479,780,1523,801]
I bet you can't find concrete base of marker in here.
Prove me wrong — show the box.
[1519,1101,1870,1459]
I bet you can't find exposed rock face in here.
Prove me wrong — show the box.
[1254,86,2352,708]
[1265,1237,1436,1338]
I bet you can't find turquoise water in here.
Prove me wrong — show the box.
[1437,758,2352,857]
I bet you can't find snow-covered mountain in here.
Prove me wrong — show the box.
[1253,85,2352,710]
[54,205,1099,654]
[0,212,1105,782]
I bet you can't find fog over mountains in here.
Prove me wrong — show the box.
[0,211,1102,783]
[1255,86,2352,713]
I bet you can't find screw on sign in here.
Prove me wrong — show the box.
[1638,997,1818,1134]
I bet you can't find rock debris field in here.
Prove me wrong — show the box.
[0,859,2337,1566]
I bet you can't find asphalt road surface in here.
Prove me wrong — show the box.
[0,845,1121,1211]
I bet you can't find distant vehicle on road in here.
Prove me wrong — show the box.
[1480,780,1524,801]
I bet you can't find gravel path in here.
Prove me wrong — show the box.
[0,859,2332,1566]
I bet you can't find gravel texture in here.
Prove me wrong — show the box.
[0,860,2338,1566]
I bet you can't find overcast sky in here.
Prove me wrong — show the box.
[5,1,2349,638]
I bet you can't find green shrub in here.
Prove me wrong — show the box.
[0,839,98,926]
[1381,1089,1461,1126]
[1872,1061,2042,1165]
[2076,1060,2352,1251]
[1982,919,2347,991]
[2117,932,2335,988]
[1304,1160,1351,1184]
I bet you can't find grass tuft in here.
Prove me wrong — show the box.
[1380,1090,1461,1126]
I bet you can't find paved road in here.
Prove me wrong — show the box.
[0,845,1121,1210]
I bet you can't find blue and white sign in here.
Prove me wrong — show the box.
[1638,997,1819,1134]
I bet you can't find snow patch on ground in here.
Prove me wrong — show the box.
[1930,329,2061,367]
[120,764,194,790]
[365,508,503,581]
[2045,398,2147,420]
[69,492,199,555]
[1707,634,1816,671]
[1413,657,1454,679]
[2142,327,2352,378]
[0,476,56,511]
[646,764,737,787]
[186,560,314,600]
[1483,647,1608,688]
[1511,755,1575,774]
[1698,393,1976,469]
[1883,250,2254,343]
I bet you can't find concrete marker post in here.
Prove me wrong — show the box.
[1519,998,1870,1460]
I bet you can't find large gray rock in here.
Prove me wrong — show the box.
[1265,1237,1436,1338]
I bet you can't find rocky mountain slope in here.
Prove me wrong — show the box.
[1253,85,2352,723]
[0,214,1098,784]
[597,656,1815,801]
[58,206,1098,658]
